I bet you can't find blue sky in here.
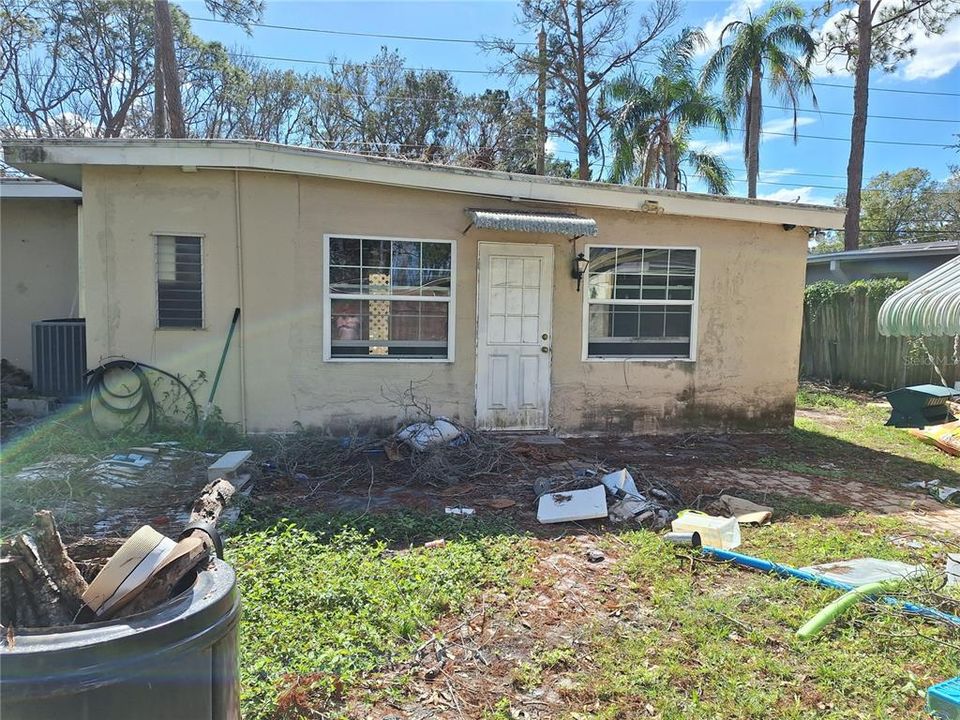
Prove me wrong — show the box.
[181,0,960,203]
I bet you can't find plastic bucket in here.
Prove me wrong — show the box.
[1,559,240,720]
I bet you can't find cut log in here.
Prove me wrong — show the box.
[8,539,70,626]
[32,511,88,614]
[1,557,40,629]
[67,536,126,562]
[189,477,237,526]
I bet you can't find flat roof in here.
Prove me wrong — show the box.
[808,240,959,264]
[1,138,847,229]
[0,176,81,199]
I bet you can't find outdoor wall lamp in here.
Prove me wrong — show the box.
[572,252,589,292]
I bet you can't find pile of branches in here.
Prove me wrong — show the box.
[401,426,530,486]
[260,419,536,491]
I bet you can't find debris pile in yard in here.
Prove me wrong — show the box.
[5,443,238,538]
[0,359,31,398]
[902,478,960,504]
[535,466,683,530]
[0,450,253,633]
[908,420,960,457]
[387,419,525,486]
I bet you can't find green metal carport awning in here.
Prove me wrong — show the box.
[878,255,960,337]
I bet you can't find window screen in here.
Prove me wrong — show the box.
[327,237,453,359]
[586,246,697,359]
[156,235,203,328]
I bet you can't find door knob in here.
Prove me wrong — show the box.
[541,333,549,340]
[540,346,549,353]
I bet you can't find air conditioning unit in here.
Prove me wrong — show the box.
[31,319,86,399]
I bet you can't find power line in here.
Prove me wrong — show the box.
[760,170,848,179]
[190,16,535,46]
[231,52,492,75]
[187,14,960,98]
[9,64,952,147]
[726,177,957,192]
[808,80,960,98]
[750,128,949,148]
[766,104,958,124]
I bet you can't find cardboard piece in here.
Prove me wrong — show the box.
[82,527,204,617]
[720,495,773,525]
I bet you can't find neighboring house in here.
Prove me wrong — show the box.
[3,138,844,433]
[806,241,960,285]
[0,177,81,373]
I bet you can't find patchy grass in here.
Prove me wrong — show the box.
[0,411,244,536]
[226,510,533,719]
[576,517,960,720]
[796,386,861,411]
[0,410,243,477]
[5,382,956,718]
[760,383,960,487]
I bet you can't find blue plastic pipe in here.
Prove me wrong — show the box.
[701,546,960,628]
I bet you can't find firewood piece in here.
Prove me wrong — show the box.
[189,477,237,527]
[32,511,88,614]
[112,544,210,619]
[1,557,40,629]
[8,540,70,627]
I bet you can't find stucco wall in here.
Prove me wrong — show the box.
[80,165,808,433]
[1,197,79,371]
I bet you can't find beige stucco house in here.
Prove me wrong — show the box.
[1,177,81,373]
[3,138,845,433]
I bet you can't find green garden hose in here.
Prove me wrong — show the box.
[796,579,903,640]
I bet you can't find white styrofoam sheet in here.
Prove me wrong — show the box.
[537,485,608,524]
[800,558,926,587]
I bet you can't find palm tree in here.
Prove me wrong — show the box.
[701,1,817,198]
[607,30,732,195]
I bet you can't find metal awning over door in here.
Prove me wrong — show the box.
[464,209,598,237]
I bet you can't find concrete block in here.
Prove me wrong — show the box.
[6,396,57,417]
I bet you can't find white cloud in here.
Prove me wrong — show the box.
[761,116,817,141]
[760,167,800,181]
[697,0,765,57]
[813,11,960,80]
[688,115,817,160]
[689,138,739,157]
[812,7,855,77]
[900,17,960,80]
[759,186,835,205]
[544,136,558,155]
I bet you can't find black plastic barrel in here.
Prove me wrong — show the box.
[1,559,240,720]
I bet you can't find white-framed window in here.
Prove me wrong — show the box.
[583,245,699,360]
[155,234,204,329]
[323,235,456,361]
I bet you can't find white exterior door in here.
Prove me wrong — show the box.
[476,242,553,430]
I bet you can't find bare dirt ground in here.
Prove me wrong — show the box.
[344,534,628,720]
[251,431,959,537]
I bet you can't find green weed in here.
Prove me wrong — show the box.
[227,515,532,719]
[578,520,960,720]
